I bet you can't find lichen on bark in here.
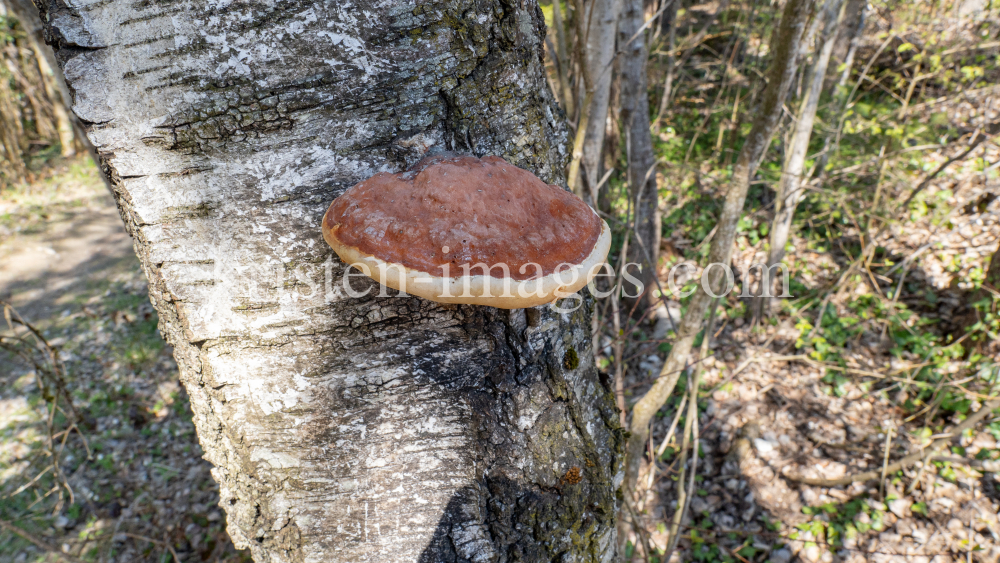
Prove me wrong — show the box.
[36,0,623,561]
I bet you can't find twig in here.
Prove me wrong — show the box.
[767,352,992,400]
[1,300,81,422]
[785,398,1000,486]
[655,394,688,459]
[120,533,182,563]
[825,34,895,163]
[654,0,731,122]
[620,496,652,563]
[672,521,962,556]
[610,185,634,426]
[906,84,1000,114]
[622,353,718,391]
[647,393,688,494]
[0,519,88,563]
[663,299,717,563]
[843,34,895,114]
[906,448,934,495]
[930,455,1000,471]
[26,484,60,511]
[2,465,53,500]
[879,427,893,499]
[707,353,812,396]
[900,130,995,211]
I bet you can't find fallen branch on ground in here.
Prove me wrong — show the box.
[900,129,996,210]
[783,398,1000,486]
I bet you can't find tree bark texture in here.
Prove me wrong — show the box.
[815,0,865,175]
[618,0,660,313]
[829,0,866,81]
[551,0,575,119]
[654,0,677,122]
[623,0,812,496]
[757,0,845,317]
[578,0,621,204]
[35,1,625,562]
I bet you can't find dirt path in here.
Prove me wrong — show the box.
[0,167,135,320]
[0,158,245,563]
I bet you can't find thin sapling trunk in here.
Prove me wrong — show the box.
[622,0,813,499]
[754,0,846,319]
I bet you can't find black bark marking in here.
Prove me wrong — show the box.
[414,305,623,562]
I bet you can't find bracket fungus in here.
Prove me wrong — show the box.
[322,154,611,309]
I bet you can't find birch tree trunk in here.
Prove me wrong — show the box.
[552,0,575,119]
[623,0,812,497]
[578,0,621,204]
[618,0,660,313]
[754,0,845,318]
[654,0,678,124]
[34,1,624,562]
[815,0,866,174]
[829,0,867,84]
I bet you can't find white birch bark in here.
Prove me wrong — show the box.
[830,0,867,82]
[618,0,659,312]
[33,1,624,561]
[579,0,621,203]
[653,0,677,123]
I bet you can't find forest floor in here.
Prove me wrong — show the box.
[611,85,1000,561]
[0,157,247,563]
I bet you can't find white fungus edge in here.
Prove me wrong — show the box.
[323,219,612,309]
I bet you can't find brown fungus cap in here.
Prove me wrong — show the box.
[322,154,611,308]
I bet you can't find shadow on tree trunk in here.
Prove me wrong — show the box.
[406,304,624,562]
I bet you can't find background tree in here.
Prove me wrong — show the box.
[31,0,623,561]
[0,0,79,188]
[754,0,846,319]
[623,0,812,496]
[618,0,661,315]
[3,0,77,156]
[567,0,622,206]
